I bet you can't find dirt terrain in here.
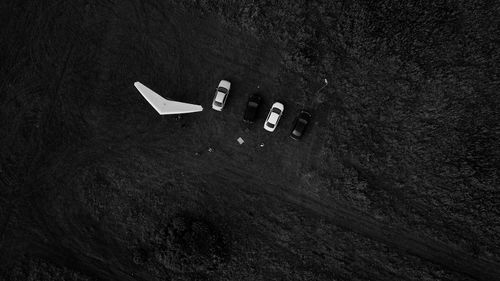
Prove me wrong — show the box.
[1,1,499,281]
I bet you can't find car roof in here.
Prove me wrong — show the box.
[215,92,225,103]
[294,119,307,130]
[268,112,280,124]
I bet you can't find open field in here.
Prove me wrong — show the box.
[1,1,499,280]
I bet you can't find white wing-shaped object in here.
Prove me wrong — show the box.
[134,82,203,115]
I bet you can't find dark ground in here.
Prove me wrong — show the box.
[1,1,499,281]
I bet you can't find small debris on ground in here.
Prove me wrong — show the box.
[208,147,214,152]
[237,137,245,145]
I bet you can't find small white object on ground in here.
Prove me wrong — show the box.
[259,143,265,147]
[208,147,214,152]
[237,137,245,145]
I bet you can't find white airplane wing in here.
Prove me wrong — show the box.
[134,82,203,115]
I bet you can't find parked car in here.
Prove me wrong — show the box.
[212,80,231,111]
[264,102,284,132]
[290,110,312,140]
[243,94,262,123]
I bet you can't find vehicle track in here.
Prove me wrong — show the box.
[153,139,500,281]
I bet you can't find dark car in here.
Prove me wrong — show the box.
[290,110,312,140]
[243,94,262,123]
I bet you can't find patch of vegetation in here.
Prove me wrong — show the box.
[133,212,231,279]
[1,257,92,281]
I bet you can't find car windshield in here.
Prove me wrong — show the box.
[272,108,281,114]
[217,87,228,94]
[292,129,302,136]
[214,101,223,106]
[266,122,275,128]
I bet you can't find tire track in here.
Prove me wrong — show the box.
[165,149,500,281]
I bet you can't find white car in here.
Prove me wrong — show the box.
[212,80,231,111]
[264,102,284,132]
